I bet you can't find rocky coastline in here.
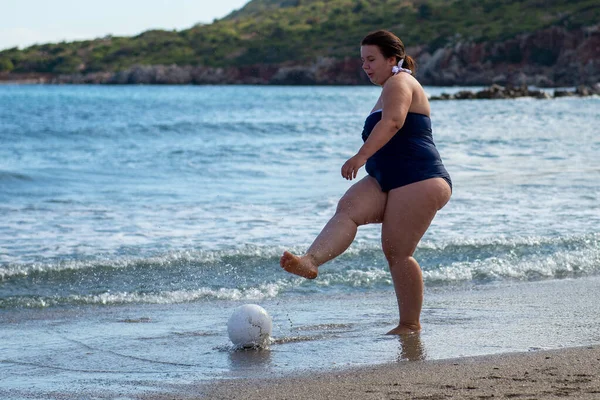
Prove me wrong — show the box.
[1,25,598,88]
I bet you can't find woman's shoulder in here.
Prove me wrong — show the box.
[383,74,418,96]
[381,74,416,100]
[383,74,430,115]
[386,72,420,88]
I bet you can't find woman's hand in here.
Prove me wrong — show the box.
[341,153,368,180]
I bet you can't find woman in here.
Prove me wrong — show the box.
[280,30,452,335]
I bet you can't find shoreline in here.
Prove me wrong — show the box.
[145,345,600,399]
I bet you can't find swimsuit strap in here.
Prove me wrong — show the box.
[392,59,412,75]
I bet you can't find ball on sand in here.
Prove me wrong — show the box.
[227,304,272,348]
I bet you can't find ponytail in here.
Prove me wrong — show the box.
[402,55,417,75]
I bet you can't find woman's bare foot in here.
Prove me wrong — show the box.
[386,323,421,335]
[280,251,318,279]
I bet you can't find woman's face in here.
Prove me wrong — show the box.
[360,45,396,86]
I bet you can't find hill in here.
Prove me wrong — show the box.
[0,0,598,86]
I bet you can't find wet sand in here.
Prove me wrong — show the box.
[146,345,600,399]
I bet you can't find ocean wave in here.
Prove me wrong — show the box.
[3,234,597,281]
[0,170,33,182]
[423,247,600,283]
[1,234,599,309]
[0,245,288,281]
[0,283,286,309]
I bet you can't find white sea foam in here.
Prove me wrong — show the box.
[423,247,600,283]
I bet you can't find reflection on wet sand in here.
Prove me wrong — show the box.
[397,333,426,361]
[228,347,272,370]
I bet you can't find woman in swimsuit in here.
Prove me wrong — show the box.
[280,30,452,335]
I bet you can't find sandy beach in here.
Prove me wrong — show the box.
[143,345,600,399]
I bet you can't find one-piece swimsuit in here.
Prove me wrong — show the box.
[361,109,452,192]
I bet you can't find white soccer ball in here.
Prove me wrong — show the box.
[227,304,273,348]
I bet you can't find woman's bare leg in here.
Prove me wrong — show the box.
[281,176,387,279]
[381,178,451,334]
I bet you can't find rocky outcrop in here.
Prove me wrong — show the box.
[429,83,600,100]
[1,25,598,87]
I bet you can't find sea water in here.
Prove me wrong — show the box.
[0,85,599,398]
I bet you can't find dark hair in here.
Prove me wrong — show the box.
[361,30,416,74]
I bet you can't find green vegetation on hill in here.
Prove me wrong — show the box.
[1,0,598,74]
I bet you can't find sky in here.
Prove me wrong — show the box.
[0,0,251,50]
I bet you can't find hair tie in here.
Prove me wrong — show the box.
[392,59,412,75]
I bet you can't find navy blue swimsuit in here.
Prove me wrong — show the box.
[361,110,452,192]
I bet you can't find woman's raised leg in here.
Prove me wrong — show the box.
[280,176,387,279]
[381,178,451,334]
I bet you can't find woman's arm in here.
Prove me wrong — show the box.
[341,78,412,180]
